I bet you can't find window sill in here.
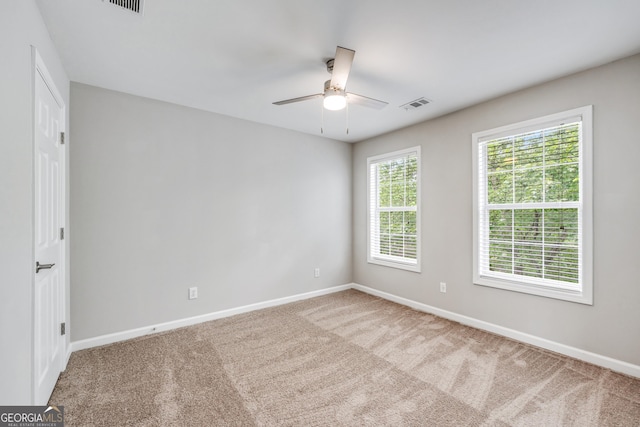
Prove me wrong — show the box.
[368,257,421,273]
[474,275,592,305]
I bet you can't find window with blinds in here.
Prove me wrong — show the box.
[472,106,593,304]
[368,147,421,272]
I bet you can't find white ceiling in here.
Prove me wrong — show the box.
[36,0,640,142]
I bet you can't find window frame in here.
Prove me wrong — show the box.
[472,106,593,304]
[367,146,421,272]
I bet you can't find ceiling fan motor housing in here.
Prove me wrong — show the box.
[324,79,345,95]
[323,79,347,110]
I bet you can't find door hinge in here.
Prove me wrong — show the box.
[60,132,65,145]
[60,227,64,240]
[60,322,66,336]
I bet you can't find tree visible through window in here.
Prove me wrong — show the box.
[368,147,420,272]
[473,106,593,304]
[486,124,580,283]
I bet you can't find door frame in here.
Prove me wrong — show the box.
[32,47,67,404]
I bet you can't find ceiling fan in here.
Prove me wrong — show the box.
[273,46,388,111]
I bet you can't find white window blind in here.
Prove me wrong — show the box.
[473,106,593,304]
[368,147,420,272]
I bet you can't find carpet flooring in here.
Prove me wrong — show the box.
[50,290,640,426]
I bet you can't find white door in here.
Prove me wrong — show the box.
[33,51,65,405]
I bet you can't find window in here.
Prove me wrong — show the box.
[473,106,592,304]
[368,147,421,272]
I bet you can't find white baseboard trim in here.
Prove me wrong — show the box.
[69,282,639,379]
[71,284,352,353]
[352,283,640,379]
[63,343,72,371]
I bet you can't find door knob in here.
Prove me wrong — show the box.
[36,261,55,273]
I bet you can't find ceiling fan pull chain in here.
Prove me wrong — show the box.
[346,101,349,134]
[321,101,324,134]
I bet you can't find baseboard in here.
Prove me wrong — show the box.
[63,342,72,371]
[70,282,639,379]
[71,284,352,352]
[352,283,640,379]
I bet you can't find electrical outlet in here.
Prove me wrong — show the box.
[439,282,447,293]
[314,268,320,278]
[188,287,198,300]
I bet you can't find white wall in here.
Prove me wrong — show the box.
[0,1,70,405]
[353,54,640,367]
[69,83,352,341]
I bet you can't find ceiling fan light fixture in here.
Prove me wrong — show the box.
[323,89,347,111]
[324,95,346,111]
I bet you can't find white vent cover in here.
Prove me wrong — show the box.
[400,97,431,111]
[107,0,143,14]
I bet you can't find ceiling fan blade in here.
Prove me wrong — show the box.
[346,93,388,110]
[273,93,323,105]
[329,46,355,90]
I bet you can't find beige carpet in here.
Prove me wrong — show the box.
[50,290,640,426]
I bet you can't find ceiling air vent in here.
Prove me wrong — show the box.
[107,0,143,14]
[400,97,431,111]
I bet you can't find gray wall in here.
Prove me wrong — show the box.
[0,1,70,404]
[353,54,640,366]
[70,83,352,341]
